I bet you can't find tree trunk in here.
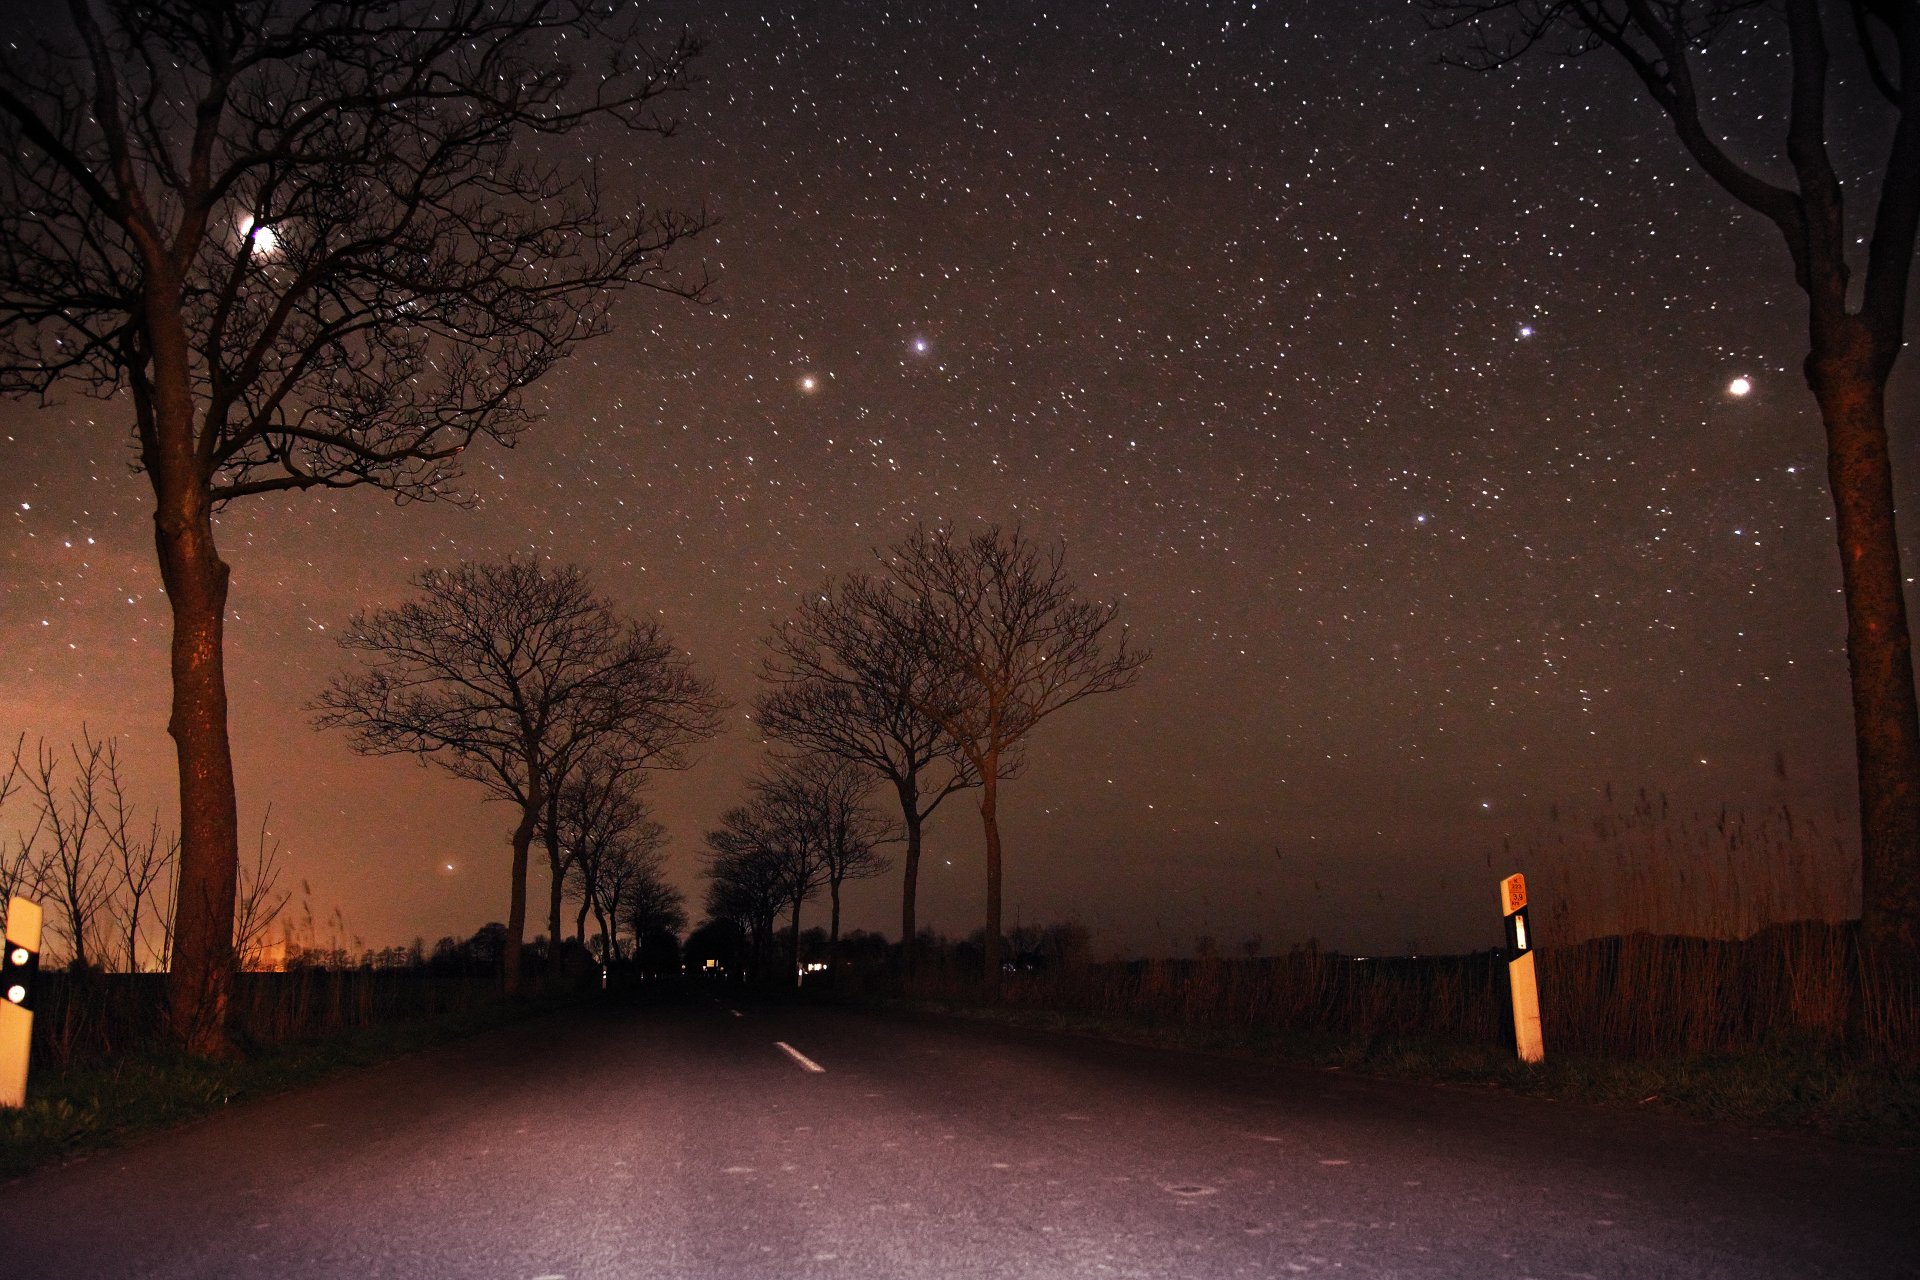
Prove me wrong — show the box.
[979,765,1003,990]
[575,895,592,948]
[1810,327,1920,960]
[789,894,803,987]
[593,901,612,962]
[504,794,539,996]
[896,777,923,973]
[828,875,843,974]
[155,473,240,1054]
[543,792,564,947]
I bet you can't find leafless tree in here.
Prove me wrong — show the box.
[314,558,723,994]
[0,2,711,1051]
[880,524,1148,985]
[703,790,826,985]
[759,579,978,970]
[555,756,669,961]
[628,871,689,953]
[758,755,892,971]
[0,735,38,924]
[702,818,787,983]
[232,809,291,971]
[21,733,117,971]
[1427,1,1920,958]
[100,736,177,972]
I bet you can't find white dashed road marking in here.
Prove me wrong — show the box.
[776,1041,826,1073]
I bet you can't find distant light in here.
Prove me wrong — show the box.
[799,374,819,393]
[1518,325,1534,338]
[1728,376,1752,397]
[913,337,930,354]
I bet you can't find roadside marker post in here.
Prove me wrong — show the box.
[2,895,43,1108]
[1499,874,1545,1064]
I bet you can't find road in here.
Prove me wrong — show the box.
[1,990,1913,1278]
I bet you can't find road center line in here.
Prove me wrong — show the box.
[775,1040,826,1073]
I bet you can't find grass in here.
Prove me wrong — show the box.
[871,990,1920,1146]
[0,991,576,1182]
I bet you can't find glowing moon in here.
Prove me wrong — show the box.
[1728,376,1752,397]
[239,214,277,256]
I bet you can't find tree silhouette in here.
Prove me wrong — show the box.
[759,577,978,971]
[554,756,669,960]
[314,558,722,994]
[757,754,893,972]
[1428,0,1920,957]
[702,806,800,984]
[0,2,711,1049]
[882,524,1147,985]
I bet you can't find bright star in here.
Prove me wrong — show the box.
[1728,376,1752,397]
[912,337,930,354]
[799,374,819,393]
[1518,325,1534,338]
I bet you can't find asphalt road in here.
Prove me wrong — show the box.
[1,990,1914,1279]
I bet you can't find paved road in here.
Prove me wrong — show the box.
[1,990,1914,1278]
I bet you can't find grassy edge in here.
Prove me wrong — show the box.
[861,994,1920,1147]
[0,992,583,1182]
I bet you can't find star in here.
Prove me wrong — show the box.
[1728,376,1752,397]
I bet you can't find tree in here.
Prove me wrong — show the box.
[0,2,710,1051]
[314,558,722,994]
[628,865,690,963]
[881,524,1148,985]
[702,812,795,984]
[1428,1,1920,960]
[554,757,670,961]
[19,735,116,970]
[100,740,177,973]
[758,577,978,971]
[758,754,892,972]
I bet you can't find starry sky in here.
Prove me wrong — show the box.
[2,1,1909,958]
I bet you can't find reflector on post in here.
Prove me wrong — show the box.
[1500,873,1544,1064]
[1,895,42,1108]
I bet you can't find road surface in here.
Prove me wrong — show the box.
[1,990,1913,1278]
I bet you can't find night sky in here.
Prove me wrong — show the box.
[2,1,1907,958]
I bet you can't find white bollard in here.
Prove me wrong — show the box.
[1500,874,1545,1064]
[2,895,43,1108]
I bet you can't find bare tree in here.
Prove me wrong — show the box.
[628,871,689,958]
[0,2,711,1051]
[21,734,117,971]
[703,794,824,985]
[759,755,892,972]
[555,757,669,961]
[0,735,38,924]
[1428,1,1920,958]
[880,524,1147,985]
[702,818,786,983]
[759,578,978,971]
[100,737,177,972]
[314,558,722,994]
[232,810,291,971]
